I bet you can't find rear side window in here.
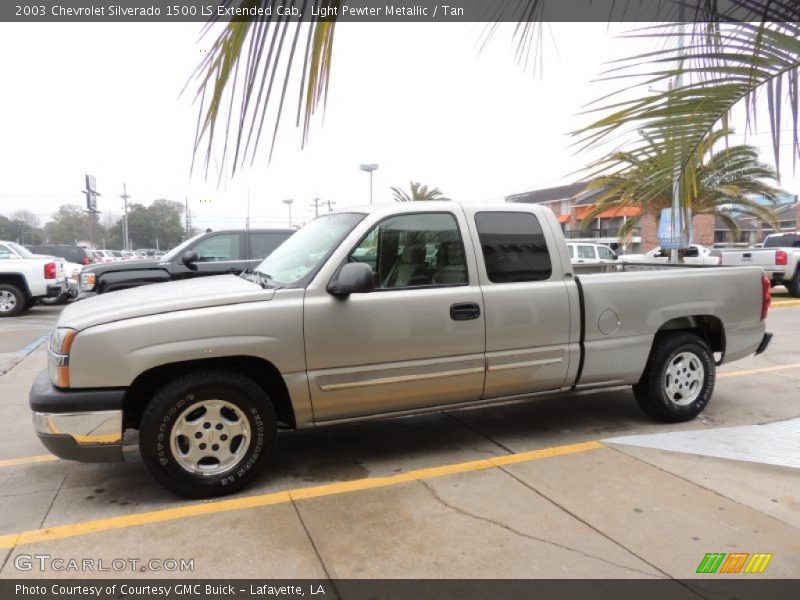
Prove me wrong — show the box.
[475,212,552,283]
[249,232,291,260]
[577,245,595,259]
[764,234,800,248]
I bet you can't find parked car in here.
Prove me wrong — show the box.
[719,232,800,296]
[31,203,771,496]
[26,244,95,267]
[566,242,618,264]
[26,243,91,304]
[78,228,294,298]
[120,250,137,260]
[92,250,116,263]
[0,241,68,316]
[622,244,720,265]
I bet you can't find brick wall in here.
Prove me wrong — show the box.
[641,212,715,251]
[640,213,658,252]
[693,213,715,246]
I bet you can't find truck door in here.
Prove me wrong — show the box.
[303,210,486,422]
[467,210,573,398]
[173,232,248,278]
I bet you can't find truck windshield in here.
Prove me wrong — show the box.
[254,213,366,286]
[764,234,800,248]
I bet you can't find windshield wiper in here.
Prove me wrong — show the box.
[239,269,278,289]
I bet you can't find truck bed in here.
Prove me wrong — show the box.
[572,264,766,387]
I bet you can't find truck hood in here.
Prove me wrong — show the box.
[59,275,275,331]
[81,259,163,276]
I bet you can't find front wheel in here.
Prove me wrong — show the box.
[139,371,277,498]
[633,333,715,422]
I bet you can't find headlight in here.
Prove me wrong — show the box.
[49,328,77,388]
[80,272,96,291]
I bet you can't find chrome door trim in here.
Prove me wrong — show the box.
[487,356,563,372]
[317,366,485,391]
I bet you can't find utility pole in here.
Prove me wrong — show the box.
[185,197,191,239]
[120,183,131,250]
[359,164,379,204]
[325,199,336,212]
[310,197,321,218]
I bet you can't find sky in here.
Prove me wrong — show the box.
[0,21,798,233]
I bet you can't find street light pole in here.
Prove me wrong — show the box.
[359,163,379,204]
[670,6,686,264]
[282,199,294,228]
[120,183,131,250]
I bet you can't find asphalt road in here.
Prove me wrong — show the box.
[0,302,797,581]
[0,305,61,375]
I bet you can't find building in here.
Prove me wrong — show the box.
[714,198,800,246]
[506,182,714,253]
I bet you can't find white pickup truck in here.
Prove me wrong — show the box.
[29,203,772,497]
[0,241,68,317]
[719,232,800,297]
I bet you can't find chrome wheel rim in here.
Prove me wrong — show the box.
[0,290,17,313]
[170,399,251,476]
[664,351,705,406]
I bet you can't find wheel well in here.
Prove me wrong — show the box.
[655,315,725,356]
[0,274,31,298]
[122,356,296,431]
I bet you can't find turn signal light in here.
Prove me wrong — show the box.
[775,250,787,266]
[44,262,57,279]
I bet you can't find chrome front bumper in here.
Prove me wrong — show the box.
[29,370,125,463]
[33,410,124,462]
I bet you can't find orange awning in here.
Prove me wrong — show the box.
[557,214,572,223]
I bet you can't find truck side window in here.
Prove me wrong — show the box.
[193,234,240,262]
[249,232,289,261]
[597,246,616,260]
[349,213,467,289]
[475,212,552,283]
[578,245,595,259]
[0,244,13,259]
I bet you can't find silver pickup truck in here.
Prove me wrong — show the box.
[30,203,772,497]
[719,232,800,297]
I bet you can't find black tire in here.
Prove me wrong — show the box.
[0,284,26,317]
[139,371,277,498]
[633,332,715,422]
[38,294,69,306]
[787,272,800,298]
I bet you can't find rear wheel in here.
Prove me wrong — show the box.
[633,333,715,422]
[139,371,277,498]
[0,285,26,317]
[787,272,800,298]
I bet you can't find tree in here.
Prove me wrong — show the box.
[580,129,784,238]
[44,205,100,245]
[126,200,185,250]
[390,182,450,203]
[190,2,798,180]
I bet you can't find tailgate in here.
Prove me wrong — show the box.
[720,249,780,268]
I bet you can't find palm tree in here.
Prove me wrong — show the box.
[580,128,783,239]
[190,2,799,181]
[390,181,450,202]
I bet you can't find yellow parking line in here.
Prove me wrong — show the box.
[0,440,603,549]
[0,454,59,469]
[771,299,800,308]
[0,445,137,470]
[719,361,800,378]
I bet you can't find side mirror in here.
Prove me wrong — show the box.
[612,254,618,260]
[328,263,375,296]
[181,250,199,270]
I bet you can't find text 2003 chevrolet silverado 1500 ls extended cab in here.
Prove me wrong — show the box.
[30,203,772,497]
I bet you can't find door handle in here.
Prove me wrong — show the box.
[450,302,481,321]
[227,268,240,274]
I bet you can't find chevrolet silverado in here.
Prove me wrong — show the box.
[30,203,772,496]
